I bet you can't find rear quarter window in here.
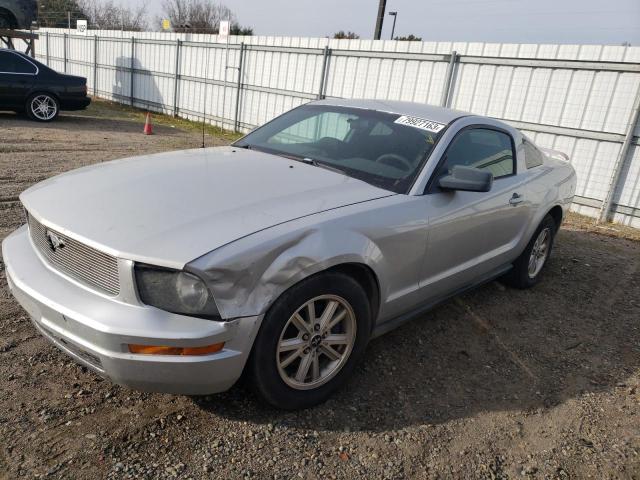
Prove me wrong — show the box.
[523,140,545,169]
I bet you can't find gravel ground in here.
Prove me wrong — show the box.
[0,102,639,480]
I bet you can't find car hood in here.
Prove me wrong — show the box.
[21,146,393,268]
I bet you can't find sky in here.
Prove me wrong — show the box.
[141,0,640,45]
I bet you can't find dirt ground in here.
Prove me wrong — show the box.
[0,102,638,480]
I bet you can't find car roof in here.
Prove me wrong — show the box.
[310,98,471,125]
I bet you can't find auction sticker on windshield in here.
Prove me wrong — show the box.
[394,115,446,133]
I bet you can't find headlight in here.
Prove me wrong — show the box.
[134,264,220,320]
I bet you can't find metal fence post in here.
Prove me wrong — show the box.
[63,33,67,72]
[93,35,98,96]
[233,42,246,132]
[173,38,182,117]
[130,37,135,106]
[598,86,640,223]
[45,32,50,65]
[441,50,458,107]
[318,46,331,99]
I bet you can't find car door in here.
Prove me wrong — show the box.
[418,124,533,300]
[0,51,37,109]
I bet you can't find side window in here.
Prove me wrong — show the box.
[0,52,16,73]
[268,111,355,145]
[523,139,545,169]
[0,52,13,72]
[0,52,37,74]
[439,128,515,179]
[14,56,37,74]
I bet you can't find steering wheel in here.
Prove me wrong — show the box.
[316,137,344,150]
[298,138,336,157]
[375,153,413,172]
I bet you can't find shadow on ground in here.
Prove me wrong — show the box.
[196,228,639,432]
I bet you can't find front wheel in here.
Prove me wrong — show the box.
[26,93,60,122]
[247,272,372,410]
[502,214,556,289]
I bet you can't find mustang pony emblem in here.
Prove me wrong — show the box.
[45,230,65,252]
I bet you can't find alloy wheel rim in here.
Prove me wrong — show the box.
[31,95,57,121]
[276,294,356,390]
[528,227,551,278]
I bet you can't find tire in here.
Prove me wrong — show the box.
[0,15,13,29]
[247,272,372,410]
[502,214,556,289]
[26,93,60,122]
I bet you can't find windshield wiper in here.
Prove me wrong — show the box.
[236,145,349,176]
[301,157,349,176]
[241,144,304,162]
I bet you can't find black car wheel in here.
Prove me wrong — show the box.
[26,93,60,122]
[502,214,556,289]
[247,272,372,410]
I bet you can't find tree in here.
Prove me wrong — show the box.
[333,31,359,39]
[394,34,422,41]
[38,0,87,28]
[160,0,252,34]
[231,23,253,35]
[79,0,148,30]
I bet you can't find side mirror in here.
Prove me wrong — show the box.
[438,165,493,192]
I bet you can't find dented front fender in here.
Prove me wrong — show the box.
[188,227,385,319]
[187,195,429,322]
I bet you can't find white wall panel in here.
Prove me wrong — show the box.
[15,28,639,227]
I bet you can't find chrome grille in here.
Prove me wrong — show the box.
[28,215,120,296]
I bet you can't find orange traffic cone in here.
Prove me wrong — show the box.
[143,112,153,135]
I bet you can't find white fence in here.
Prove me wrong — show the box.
[11,28,640,227]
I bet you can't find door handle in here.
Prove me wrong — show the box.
[509,193,524,206]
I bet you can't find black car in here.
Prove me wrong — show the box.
[0,49,91,121]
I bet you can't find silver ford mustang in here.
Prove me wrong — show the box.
[2,99,576,409]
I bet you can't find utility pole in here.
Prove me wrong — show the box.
[374,0,386,40]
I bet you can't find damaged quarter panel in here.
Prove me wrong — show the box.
[187,194,430,324]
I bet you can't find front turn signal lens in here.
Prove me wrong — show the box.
[128,342,224,356]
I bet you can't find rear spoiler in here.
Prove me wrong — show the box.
[540,148,569,162]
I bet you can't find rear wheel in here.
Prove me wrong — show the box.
[247,272,372,410]
[502,214,556,288]
[26,93,60,122]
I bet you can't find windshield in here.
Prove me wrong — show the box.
[234,105,447,193]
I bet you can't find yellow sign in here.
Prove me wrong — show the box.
[162,19,171,30]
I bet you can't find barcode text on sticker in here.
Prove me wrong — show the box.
[394,116,446,133]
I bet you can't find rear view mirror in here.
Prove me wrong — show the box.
[438,165,493,192]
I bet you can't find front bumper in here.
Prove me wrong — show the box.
[2,226,261,395]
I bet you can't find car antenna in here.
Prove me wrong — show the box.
[202,116,206,149]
